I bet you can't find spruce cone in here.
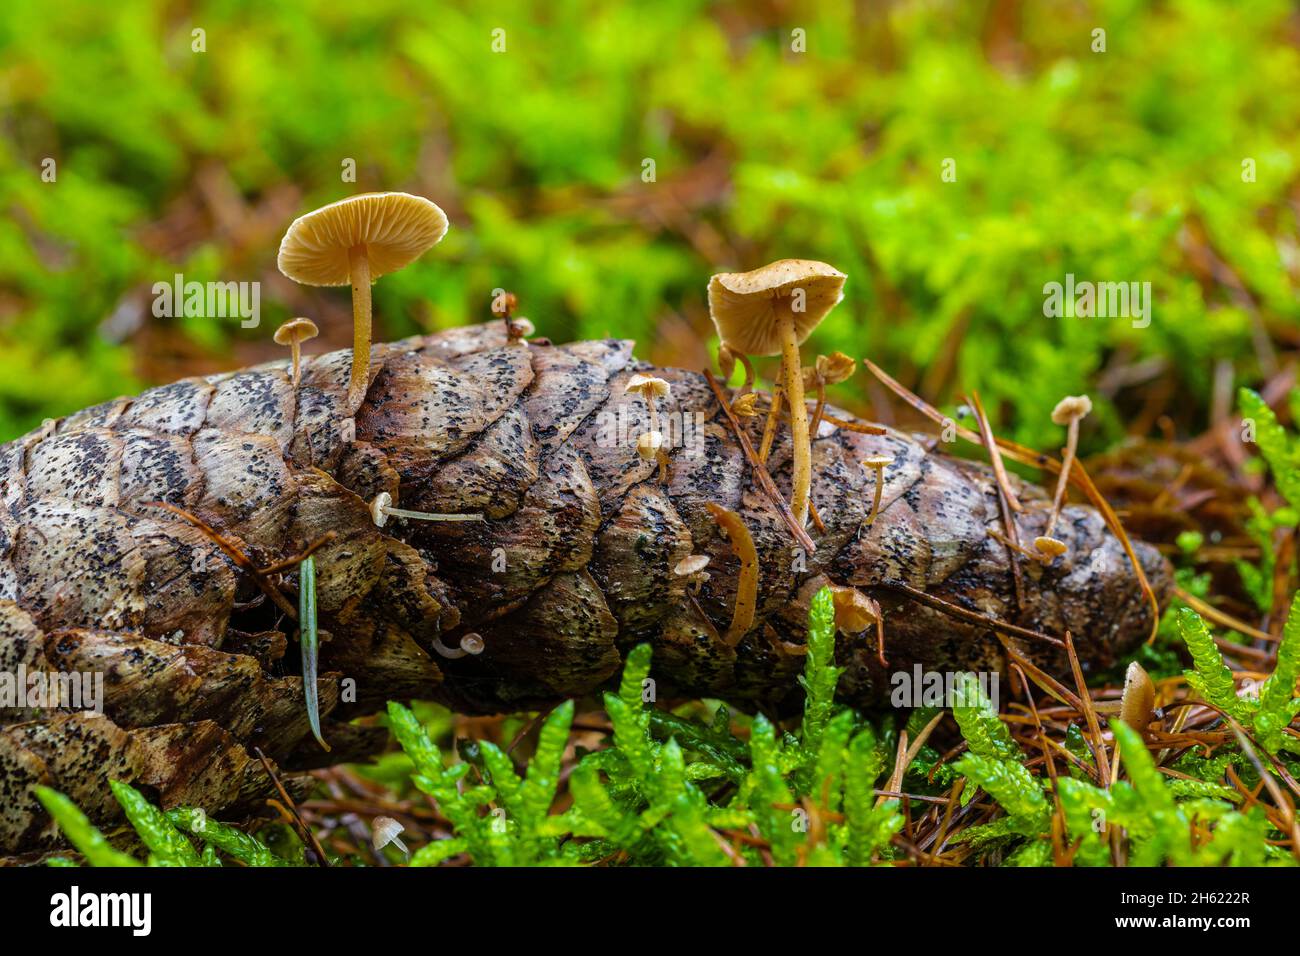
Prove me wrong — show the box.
[0,322,1170,853]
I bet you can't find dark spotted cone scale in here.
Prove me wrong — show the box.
[0,321,1171,853]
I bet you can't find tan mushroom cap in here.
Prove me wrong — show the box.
[636,431,664,460]
[1051,394,1093,426]
[273,316,319,345]
[829,585,879,635]
[277,192,449,287]
[1120,660,1156,731]
[674,554,711,577]
[625,373,671,400]
[1033,535,1068,557]
[708,259,846,357]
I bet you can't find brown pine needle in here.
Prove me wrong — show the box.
[816,410,887,435]
[995,634,1083,709]
[1064,631,1112,786]
[890,582,1064,648]
[150,500,298,620]
[259,531,339,575]
[861,357,1160,642]
[967,391,1026,611]
[255,746,331,866]
[967,391,1023,512]
[879,711,946,809]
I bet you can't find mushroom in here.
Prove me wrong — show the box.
[828,584,879,634]
[369,491,483,527]
[705,503,759,646]
[829,584,886,666]
[491,290,533,344]
[861,455,894,526]
[673,554,711,594]
[1032,536,1068,560]
[803,351,856,437]
[506,316,534,343]
[708,259,847,527]
[277,192,449,412]
[432,632,486,660]
[371,816,409,856]
[636,430,664,463]
[273,317,319,389]
[1120,660,1156,733]
[1038,394,1093,556]
[730,392,760,418]
[626,374,672,483]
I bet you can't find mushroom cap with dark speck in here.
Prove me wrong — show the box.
[708,259,845,357]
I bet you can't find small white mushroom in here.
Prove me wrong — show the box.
[636,430,665,462]
[673,554,711,593]
[432,632,486,660]
[372,816,409,856]
[369,491,483,528]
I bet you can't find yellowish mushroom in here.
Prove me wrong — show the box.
[273,316,319,389]
[1120,660,1156,733]
[828,584,887,665]
[861,454,894,526]
[730,392,760,418]
[803,351,856,438]
[708,259,846,528]
[1038,394,1093,557]
[277,192,448,412]
[828,584,879,634]
[1032,535,1068,559]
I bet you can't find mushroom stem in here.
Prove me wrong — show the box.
[809,381,827,440]
[386,505,483,522]
[736,351,755,395]
[369,492,483,527]
[644,403,668,484]
[778,314,812,527]
[289,340,303,389]
[347,244,373,412]
[757,370,783,463]
[1044,416,1079,537]
[863,461,889,526]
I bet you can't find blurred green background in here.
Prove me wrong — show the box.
[1,0,1298,450]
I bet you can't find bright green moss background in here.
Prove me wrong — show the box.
[1,0,1297,448]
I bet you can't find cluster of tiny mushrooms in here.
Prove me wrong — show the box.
[271,192,1094,656]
